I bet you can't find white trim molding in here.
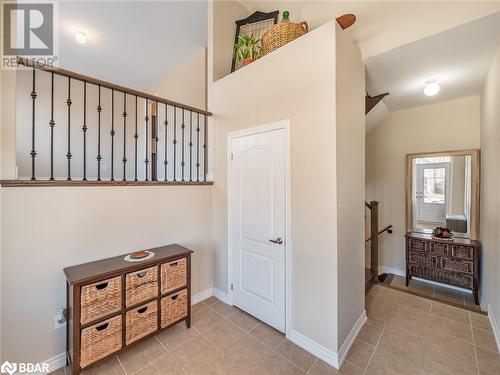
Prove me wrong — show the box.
[288,330,339,369]
[488,304,500,353]
[287,311,367,369]
[191,287,214,305]
[338,311,367,367]
[213,288,229,304]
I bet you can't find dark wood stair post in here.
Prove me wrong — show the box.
[369,201,379,283]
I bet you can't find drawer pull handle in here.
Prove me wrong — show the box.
[137,306,148,314]
[96,322,109,331]
[171,294,179,301]
[95,282,109,290]
[169,262,179,267]
[137,271,148,278]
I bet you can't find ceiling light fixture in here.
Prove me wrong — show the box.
[424,80,440,96]
[75,31,87,44]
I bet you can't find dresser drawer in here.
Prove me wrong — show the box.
[125,266,158,307]
[125,300,158,345]
[441,257,473,274]
[161,258,187,294]
[161,289,188,328]
[410,265,473,289]
[80,315,122,368]
[81,277,122,325]
[429,242,450,257]
[408,239,428,252]
[451,245,474,260]
[408,251,436,266]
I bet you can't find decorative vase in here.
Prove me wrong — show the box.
[241,57,255,66]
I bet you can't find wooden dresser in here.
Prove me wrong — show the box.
[405,232,480,304]
[64,244,192,375]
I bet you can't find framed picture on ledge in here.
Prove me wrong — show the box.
[231,10,279,72]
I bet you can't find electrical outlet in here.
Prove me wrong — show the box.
[54,309,66,330]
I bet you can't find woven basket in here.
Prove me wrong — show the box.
[80,315,122,368]
[262,21,308,55]
[161,258,187,294]
[81,276,122,324]
[161,289,188,328]
[125,266,158,307]
[125,300,158,345]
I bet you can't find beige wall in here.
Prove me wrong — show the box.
[366,95,481,272]
[149,48,207,110]
[211,0,247,82]
[335,24,366,347]
[451,156,466,215]
[209,18,365,355]
[1,186,213,364]
[480,47,500,341]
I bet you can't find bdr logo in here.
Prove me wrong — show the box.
[0,361,16,375]
[2,2,54,55]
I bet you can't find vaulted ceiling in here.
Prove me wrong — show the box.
[57,1,207,90]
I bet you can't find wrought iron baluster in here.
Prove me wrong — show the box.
[30,68,37,180]
[82,81,87,180]
[173,106,177,181]
[66,77,72,180]
[110,89,115,181]
[134,95,138,181]
[145,98,149,181]
[49,72,55,181]
[164,104,168,181]
[196,112,200,181]
[154,101,159,181]
[203,114,207,182]
[97,85,102,181]
[122,93,127,181]
[181,109,185,181]
[189,111,193,181]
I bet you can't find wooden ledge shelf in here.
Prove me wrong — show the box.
[0,180,214,187]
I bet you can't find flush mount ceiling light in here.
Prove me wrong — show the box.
[75,31,87,44]
[424,80,440,96]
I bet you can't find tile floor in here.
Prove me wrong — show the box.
[389,275,482,312]
[53,285,500,375]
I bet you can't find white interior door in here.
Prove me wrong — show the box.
[229,127,286,332]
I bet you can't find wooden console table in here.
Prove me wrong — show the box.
[405,232,480,304]
[64,244,192,375]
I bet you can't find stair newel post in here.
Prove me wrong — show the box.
[370,200,379,283]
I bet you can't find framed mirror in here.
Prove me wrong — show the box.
[406,149,480,239]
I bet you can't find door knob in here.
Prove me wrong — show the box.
[269,237,283,244]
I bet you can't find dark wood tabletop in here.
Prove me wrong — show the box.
[64,244,193,285]
[405,232,480,247]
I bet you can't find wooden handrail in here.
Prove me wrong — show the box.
[17,57,212,116]
[365,224,393,243]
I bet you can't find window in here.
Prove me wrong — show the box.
[423,168,445,204]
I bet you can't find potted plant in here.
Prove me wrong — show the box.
[234,34,262,67]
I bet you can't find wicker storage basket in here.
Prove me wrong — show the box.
[80,315,122,368]
[161,289,188,328]
[125,300,158,345]
[81,276,122,324]
[262,21,308,55]
[125,266,158,307]
[161,258,187,294]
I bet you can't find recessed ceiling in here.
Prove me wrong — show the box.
[365,12,500,111]
[58,1,207,91]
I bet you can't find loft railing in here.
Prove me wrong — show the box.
[3,57,212,186]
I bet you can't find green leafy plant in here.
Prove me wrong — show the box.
[234,34,262,62]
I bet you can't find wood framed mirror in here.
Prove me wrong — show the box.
[406,149,480,239]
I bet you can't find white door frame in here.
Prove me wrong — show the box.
[227,119,292,336]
